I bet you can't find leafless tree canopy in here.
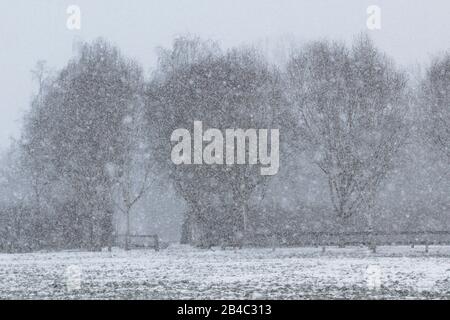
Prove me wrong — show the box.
[286,36,410,225]
[419,53,450,161]
[0,35,448,252]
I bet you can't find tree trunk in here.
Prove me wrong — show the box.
[180,215,192,244]
[89,215,95,251]
[336,216,347,247]
[242,202,249,246]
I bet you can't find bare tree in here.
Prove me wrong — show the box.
[146,37,284,247]
[21,39,144,250]
[286,36,409,231]
[419,52,450,162]
[107,100,157,250]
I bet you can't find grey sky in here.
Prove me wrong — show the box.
[0,0,449,151]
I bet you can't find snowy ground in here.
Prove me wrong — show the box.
[1,244,450,299]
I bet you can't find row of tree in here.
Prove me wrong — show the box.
[0,35,448,251]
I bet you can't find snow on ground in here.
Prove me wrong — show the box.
[1,245,450,299]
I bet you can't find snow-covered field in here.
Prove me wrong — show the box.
[1,245,450,299]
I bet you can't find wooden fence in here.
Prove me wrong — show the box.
[115,234,160,251]
[247,230,450,248]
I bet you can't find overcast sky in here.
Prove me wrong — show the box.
[0,0,449,151]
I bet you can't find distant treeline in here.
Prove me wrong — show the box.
[0,35,448,252]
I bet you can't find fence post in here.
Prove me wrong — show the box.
[271,234,276,252]
[370,241,377,253]
[154,235,160,252]
[368,229,377,253]
[125,234,129,251]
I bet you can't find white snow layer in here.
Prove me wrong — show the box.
[0,245,449,299]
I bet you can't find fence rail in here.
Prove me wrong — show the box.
[248,230,450,247]
[115,234,160,251]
